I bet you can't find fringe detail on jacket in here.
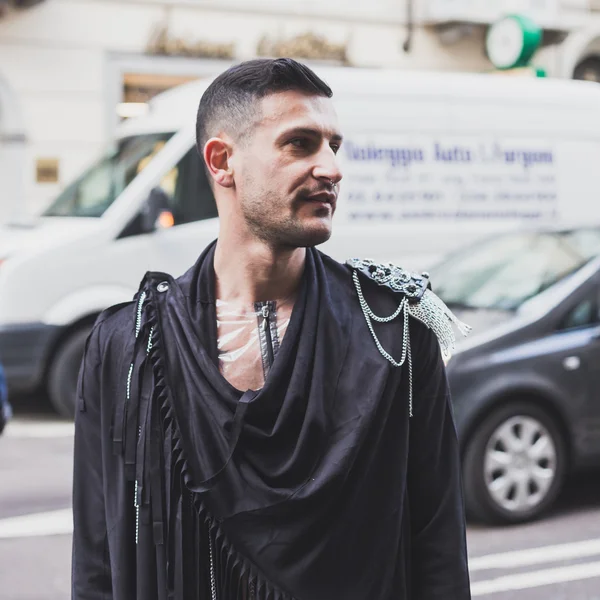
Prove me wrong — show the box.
[112,278,295,600]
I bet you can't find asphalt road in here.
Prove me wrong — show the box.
[1,401,600,599]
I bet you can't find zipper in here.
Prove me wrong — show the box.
[131,292,147,545]
[132,290,152,546]
[127,292,147,412]
[135,291,147,338]
[261,304,275,368]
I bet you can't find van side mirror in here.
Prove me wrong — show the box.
[140,187,175,232]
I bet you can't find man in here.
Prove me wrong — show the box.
[72,58,471,600]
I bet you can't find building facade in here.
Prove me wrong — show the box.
[0,0,600,221]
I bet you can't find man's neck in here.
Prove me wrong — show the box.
[213,235,306,305]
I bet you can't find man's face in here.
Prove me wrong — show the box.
[230,90,343,249]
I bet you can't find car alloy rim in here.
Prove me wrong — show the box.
[483,415,557,514]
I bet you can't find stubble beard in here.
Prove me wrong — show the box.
[241,189,332,250]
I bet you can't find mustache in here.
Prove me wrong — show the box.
[296,183,338,201]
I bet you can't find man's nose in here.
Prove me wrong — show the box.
[313,147,343,185]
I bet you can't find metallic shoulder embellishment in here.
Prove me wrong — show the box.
[346,258,472,417]
[346,258,431,301]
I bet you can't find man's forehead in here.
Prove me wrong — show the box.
[258,91,340,135]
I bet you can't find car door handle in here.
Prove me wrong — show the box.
[563,356,581,371]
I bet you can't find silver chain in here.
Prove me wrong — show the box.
[407,326,413,418]
[134,481,140,545]
[352,270,414,417]
[126,363,134,405]
[353,270,405,322]
[352,271,409,368]
[146,327,154,353]
[209,534,217,600]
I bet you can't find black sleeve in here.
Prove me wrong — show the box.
[72,322,113,599]
[407,324,471,599]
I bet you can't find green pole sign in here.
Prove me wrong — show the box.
[486,15,542,71]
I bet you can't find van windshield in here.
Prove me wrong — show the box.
[43,133,174,218]
[429,228,600,311]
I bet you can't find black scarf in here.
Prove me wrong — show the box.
[115,242,469,600]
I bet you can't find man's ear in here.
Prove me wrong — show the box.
[204,137,234,188]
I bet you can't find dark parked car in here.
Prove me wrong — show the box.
[0,361,11,434]
[430,226,600,524]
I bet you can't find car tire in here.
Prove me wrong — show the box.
[462,401,567,525]
[48,327,92,419]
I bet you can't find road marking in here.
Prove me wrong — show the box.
[470,537,600,571]
[471,560,600,596]
[0,508,72,539]
[4,421,74,439]
[2,501,599,598]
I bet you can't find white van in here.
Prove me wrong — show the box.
[2,68,600,416]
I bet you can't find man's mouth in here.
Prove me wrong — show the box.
[305,191,336,205]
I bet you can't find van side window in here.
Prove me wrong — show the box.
[560,287,600,330]
[119,148,218,237]
[151,148,217,226]
[172,148,218,225]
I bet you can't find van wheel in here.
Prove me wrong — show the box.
[462,402,567,525]
[48,327,92,419]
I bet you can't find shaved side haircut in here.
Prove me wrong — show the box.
[195,58,333,157]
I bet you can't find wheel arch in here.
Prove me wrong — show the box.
[459,387,573,471]
[40,284,135,385]
[43,313,100,385]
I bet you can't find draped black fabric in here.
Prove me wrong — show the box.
[72,243,471,600]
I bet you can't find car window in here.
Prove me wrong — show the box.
[559,287,600,330]
[118,147,217,238]
[154,148,217,226]
[429,229,600,311]
[44,133,174,218]
[175,148,218,224]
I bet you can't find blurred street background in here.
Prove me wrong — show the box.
[3,0,600,598]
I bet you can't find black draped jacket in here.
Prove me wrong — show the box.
[72,246,471,600]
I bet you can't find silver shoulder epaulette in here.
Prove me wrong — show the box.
[346,258,471,416]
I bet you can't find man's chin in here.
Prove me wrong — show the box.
[278,224,332,249]
[295,226,332,248]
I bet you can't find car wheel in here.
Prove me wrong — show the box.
[48,327,92,419]
[462,402,567,525]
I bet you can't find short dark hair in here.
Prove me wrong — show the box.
[195,58,333,156]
